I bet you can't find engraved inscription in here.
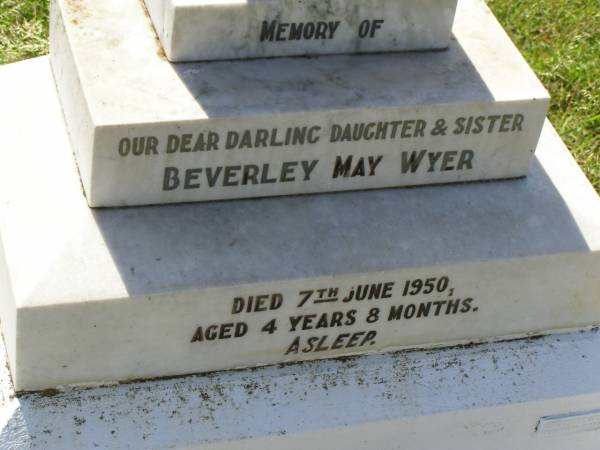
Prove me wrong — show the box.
[259,19,386,42]
[112,112,528,195]
[188,274,481,362]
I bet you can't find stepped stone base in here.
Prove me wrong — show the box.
[50,0,548,207]
[0,57,598,392]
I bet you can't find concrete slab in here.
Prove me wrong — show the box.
[143,0,457,61]
[50,0,549,207]
[0,57,597,391]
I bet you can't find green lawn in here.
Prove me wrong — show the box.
[487,0,599,192]
[0,0,47,64]
[1,0,598,191]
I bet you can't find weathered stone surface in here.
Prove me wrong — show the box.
[51,0,549,207]
[143,0,458,61]
[2,326,600,449]
[1,57,598,392]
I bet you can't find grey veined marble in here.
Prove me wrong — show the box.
[144,0,458,61]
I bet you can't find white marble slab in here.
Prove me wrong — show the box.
[50,0,549,207]
[143,0,458,61]
[2,324,600,449]
[1,57,599,392]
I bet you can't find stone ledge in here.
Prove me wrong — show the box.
[0,58,598,391]
[1,328,600,449]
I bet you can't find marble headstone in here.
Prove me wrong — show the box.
[51,0,549,207]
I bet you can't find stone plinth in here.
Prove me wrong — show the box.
[1,57,598,392]
[51,0,548,207]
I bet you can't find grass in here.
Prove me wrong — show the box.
[488,0,600,191]
[0,0,598,191]
[0,0,48,65]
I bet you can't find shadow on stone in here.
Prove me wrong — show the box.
[91,150,590,298]
[167,36,495,119]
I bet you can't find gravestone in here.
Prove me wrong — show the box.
[0,0,599,447]
[143,0,458,61]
